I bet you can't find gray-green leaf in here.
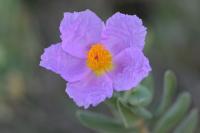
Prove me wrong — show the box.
[156,70,177,116]
[76,110,133,133]
[131,106,153,119]
[127,85,152,106]
[141,73,154,94]
[117,100,139,128]
[154,92,191,133]
[174,108,198,133]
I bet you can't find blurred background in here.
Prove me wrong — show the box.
[0,0,200,132]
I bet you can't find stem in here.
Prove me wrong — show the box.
[136,119,149,133]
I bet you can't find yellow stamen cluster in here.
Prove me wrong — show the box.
[87,44,113,75]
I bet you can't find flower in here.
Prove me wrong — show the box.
[40,9,151,109]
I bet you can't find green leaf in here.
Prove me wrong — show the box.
[127,85,152,106]
[174,108,198,133]
[76,110,133,133]
[105,97,119,119]
[153,92,191,133]
[131,106,153,119]
[117,100,139,128]
[141,73,154,94]
[156,70,177,116]
[106,95,118,109]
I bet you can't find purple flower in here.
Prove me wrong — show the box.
[40,9,151,108]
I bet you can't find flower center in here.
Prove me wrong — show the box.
[87,44,113,75]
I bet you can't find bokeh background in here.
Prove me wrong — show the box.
[0,0,200,132]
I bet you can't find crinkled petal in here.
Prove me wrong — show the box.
[102,12,147,55]
[66,73,113,109]
[109,48,151,91]
[40,43,90,82]
[60,9,104,58]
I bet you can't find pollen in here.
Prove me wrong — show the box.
[87,44,113,75]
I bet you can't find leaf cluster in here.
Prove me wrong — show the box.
[76,70,198,133]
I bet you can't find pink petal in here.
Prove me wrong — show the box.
[102,12,147,55]
[66,73,113,109]
[40,43,90,82]
[60,9,104,58]
[109,48,151,91]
